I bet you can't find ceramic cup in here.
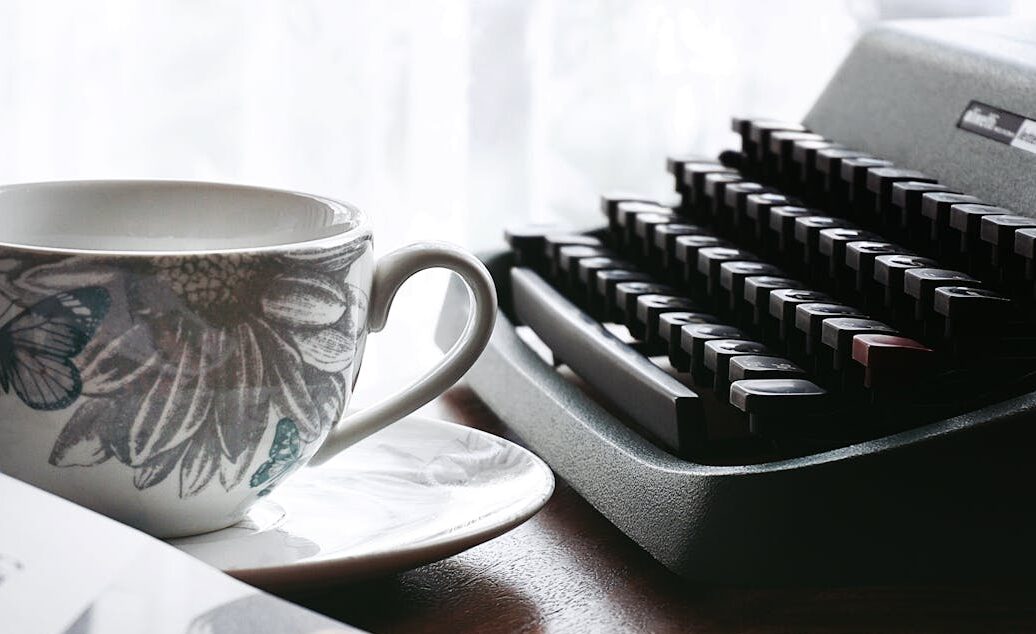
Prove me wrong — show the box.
[0,180,496,537]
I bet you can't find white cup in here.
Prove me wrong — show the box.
[0,180,496,537]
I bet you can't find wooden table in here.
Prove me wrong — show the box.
[282,385,1036,633]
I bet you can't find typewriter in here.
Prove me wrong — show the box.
[436,18,1036,582]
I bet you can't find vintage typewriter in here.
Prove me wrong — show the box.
[436,18,1036,582]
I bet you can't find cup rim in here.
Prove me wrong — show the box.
[0,178,371,257]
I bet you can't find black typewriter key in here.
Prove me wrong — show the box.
[851,334,934,389]
[767,206,814,253]
[601,193,668,233]
[794,303,866,357]
[1016,228,1036,283]
[864,168,934,223]
[616,201,670,248]
[891,181,955,213]
[791,139,843,195]
[723,182,771,232]
[557,245,612,289]
[578,257,634,285]
[615,281,677,327]
[704,339,770,390]
[745,118,807,144]
[674,235,728,283]
[731,115,753,140]
[791,139,840,171]
[745,122,806,179]
[729,379,830,437]
[680,323,748,377]
[745,193,797,241]
[768,131,825,185]
[746,119,807,166]
[933,286,1011,338]
[845,241,909,299]
[596,270,654,320]
[903,268,983,322]
[818,228,881,279]
[505,224,570,268]
[949,203,1006,271]
[744,276,806,328]
[543,234,603,277]
[768,130,824,164]
[557,248,612,302]
[820,318,898,370]
[681,163,736,211]
[696,247,759,299]
[792,216,853,271]
[702,173,743,220]
[543,233,602,259]
[731,116,760,166]
[980,214,1036,256]
[815,148,870,199]
[578,257,636,311]
[666,154,709,181]
[719,261,783,313]
[903,269,982,333]
[873,254,938,311]
[633,211,679,259]
[728,355,806,382]
[769,289,833,343]
[658,312,721,369]
[723,181,769,208]
[890,181,957,237]
[920,193,983,252]
[839,157,892,216]
[636,294,699,344]
[979,215,1036,285]
[653,223,705,269]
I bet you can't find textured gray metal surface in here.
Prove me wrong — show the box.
[805,18,1036,217]
[436,252,1036,582]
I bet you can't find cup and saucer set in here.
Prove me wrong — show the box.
[0,180,553,589]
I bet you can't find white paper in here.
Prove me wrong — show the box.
[0,474,361,634]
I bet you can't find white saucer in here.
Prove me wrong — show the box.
[169,415,554,589]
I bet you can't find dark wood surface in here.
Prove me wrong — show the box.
[284,385,1036,633]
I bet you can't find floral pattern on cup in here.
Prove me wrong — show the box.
[0,239,369,497]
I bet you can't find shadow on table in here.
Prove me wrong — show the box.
[282,555,543,634]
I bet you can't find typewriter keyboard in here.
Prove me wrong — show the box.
[504,118,1036,465]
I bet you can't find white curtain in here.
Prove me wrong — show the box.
[0,0,1019,251]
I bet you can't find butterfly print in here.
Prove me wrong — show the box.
[250,418,302,494]
[0,287,110,411]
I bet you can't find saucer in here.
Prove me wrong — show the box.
[168,415,554,589]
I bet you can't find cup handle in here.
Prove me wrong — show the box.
[310,241,496,465]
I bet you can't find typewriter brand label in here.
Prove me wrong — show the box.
[1011,120,1036,154]
[958,101,1036,156]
